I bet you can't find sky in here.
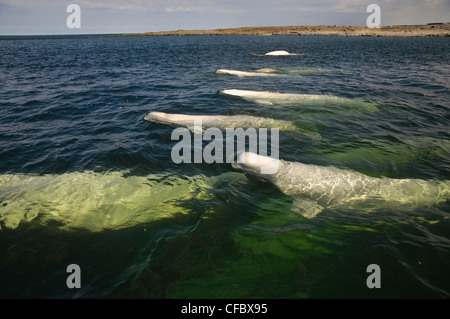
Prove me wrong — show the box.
[0,0,449,35]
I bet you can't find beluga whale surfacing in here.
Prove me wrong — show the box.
[220,89,378,111]
[265,50,290,56]
[144,111,299,132]
[233,152,450,218]
[144,111,322,141]
[264,50,303,56]
[215,68,284,77]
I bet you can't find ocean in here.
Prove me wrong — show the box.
[0,34,449,299]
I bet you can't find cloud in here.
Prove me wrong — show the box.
[379,0,450,24]
[164,7,194,13]
[249,0,369,13]
[162,0,247,15]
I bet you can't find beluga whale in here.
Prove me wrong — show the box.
[215,68,284,77]
[0,170,248,231]
[221,89,356,104]
[144,111,299,132]
[232,152,450,218]
[264,50,303,56]
[220,89,378,111]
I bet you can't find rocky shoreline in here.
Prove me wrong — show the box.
[122,23,450,37]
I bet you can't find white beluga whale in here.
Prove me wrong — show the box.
[264,50,303,56]
[221,89,357,104]
[233,152,450,218]
[144,111,299,132]
[266,50,290,56]
[0,171,247,231]
[220,89,378,111]
[215,68,284,77]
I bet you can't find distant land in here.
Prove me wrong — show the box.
[122,23,450,37]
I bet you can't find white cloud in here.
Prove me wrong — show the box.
[164,7,194,13]
[163,0,246,14]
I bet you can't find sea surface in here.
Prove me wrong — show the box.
[0,34,449,298]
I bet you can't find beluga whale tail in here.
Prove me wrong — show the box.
[233,152,450,218]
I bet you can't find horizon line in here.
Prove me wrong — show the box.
[1,22,449,37]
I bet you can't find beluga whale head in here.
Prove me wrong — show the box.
[144,111,176,123]
[233,152,280,175]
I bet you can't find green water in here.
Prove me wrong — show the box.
[0,35,449,298]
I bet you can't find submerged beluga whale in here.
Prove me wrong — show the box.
[233,152,450,218]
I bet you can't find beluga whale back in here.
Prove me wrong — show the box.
[144,111,299,132]
[233,152,450,218]
[221,89,357,104]
[220,89,378,111]
[264,50,303,56]
[215,68,283,77]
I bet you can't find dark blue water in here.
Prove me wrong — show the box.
[0,35,449,298]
